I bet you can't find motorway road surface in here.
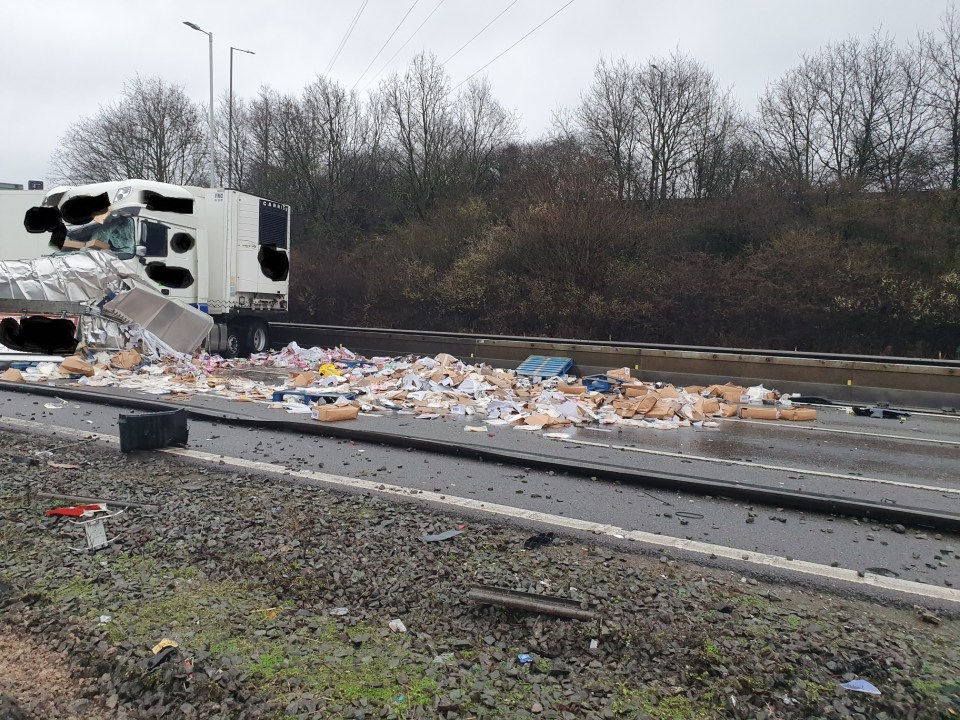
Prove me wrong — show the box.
[1,384,958,609]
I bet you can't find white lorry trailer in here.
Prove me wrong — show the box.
[0,179,290,357]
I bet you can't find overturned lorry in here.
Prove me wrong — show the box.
[0,180,290,356]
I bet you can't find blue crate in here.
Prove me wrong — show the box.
[582,374,625,393]
[272,389,357,404]
[515,355,574,378]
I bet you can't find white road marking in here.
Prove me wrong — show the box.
[552,437,960,496]
[3,415,959,605]
[727,417,960,446]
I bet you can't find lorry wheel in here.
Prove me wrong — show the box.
[247,320,269,354]
[224,324,246,358]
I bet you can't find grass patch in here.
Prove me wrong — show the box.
[702,638,721,661]
[612,683,718,719]
[735,594,772,611]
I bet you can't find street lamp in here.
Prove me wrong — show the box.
[229,46,255,190]
[184,21,217,189]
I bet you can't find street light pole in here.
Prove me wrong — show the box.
[229,46,255,190]
[184,21,217,189]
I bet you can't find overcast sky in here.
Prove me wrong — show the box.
[0,0,951,187]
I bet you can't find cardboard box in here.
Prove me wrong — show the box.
[718,403,738,417]
[612,399,638,418]
[607,367,631,381]
[779,407,817,421]
[313,404,360,422]
[701,397,720,414]
[59,356,95,377]
[0,368,24,383]
[623,384,648,397]
[721,388,744,404]
[683,385,706,395]
[738,406,779,420]
[111,349,142,370]
[525,413,552,426]
[557,382,586,395]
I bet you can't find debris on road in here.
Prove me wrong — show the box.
[839,679,881,695]
[419,529,463,543]
[524,532,555,550]
[2,341,820,437]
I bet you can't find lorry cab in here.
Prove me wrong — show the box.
[21,179,291,356]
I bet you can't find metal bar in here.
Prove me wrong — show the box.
[467,585,598,621]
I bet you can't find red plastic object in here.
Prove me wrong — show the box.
[45,503,106,518]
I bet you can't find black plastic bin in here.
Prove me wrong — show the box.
[118,409,189,452]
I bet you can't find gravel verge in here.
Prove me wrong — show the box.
[1,427,958,720]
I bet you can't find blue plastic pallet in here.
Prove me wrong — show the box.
[272,389,357,404]
[515,355,574,378]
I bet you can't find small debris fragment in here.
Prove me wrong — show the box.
[388,619,407,633]
[839,679,881,695]
[523,532,555,550]
[419,529,463,543]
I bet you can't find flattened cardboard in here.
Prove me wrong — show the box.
[644,399,676,419]
[635,395,658,414]
[623,384,649,397]
[557,382,586,395]
[657,385,680,398]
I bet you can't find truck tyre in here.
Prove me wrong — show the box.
[247,320,269,354]
[224,323,246,358]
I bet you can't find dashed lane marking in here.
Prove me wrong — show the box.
[549,437,960,496]
[3,416,959,606]
[727,417,960,446]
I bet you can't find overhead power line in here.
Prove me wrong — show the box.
[451,0,576,93]
[365,0,447,89]
[325,0,370,76]
[443,0,518,66]
[352,0,421,90]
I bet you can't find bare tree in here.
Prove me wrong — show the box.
[638,53,721,203]
[872,41,937,191]
[381,52,458,219]
[810,40,860,185]
[575,57,644,200]
[51,76,206,185]
[454,77,519,193]
[754,60,824,191]
[927,3,960,190]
